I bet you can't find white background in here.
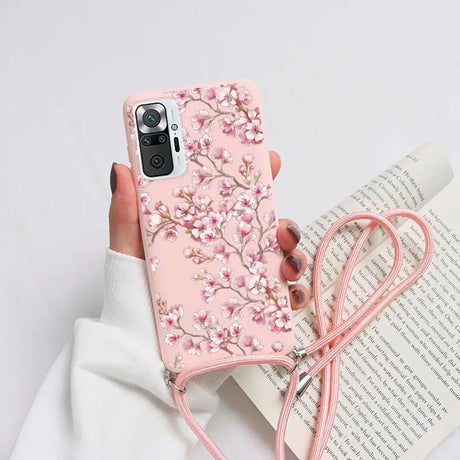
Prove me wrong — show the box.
[1,1,459,458]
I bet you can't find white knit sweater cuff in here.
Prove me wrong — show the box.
[100,248,231,391]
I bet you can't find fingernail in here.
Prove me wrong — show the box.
[287,224,301,244]
[110,163,117,194]
[286,255,302,273]
[291,288,305,304]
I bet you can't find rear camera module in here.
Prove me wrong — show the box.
[151,155,165,169]
[142,109,161,127]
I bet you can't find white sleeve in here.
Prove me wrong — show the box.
[11,249,230,460]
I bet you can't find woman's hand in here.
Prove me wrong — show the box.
[109,151,309,309]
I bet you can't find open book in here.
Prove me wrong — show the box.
[233,143,460,459]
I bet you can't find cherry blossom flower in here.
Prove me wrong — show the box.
[250,182,270,200]
[148,213,162,228]
[217,86,238,107]
[165,332,180,347]
[191,110,212,131]
[183,247,194,258]
[182,338,202,355]
[212,147,233,164]
[237,87,252,105]
[203,87,216,101]
[221,297,241,320]
[248,304,265,324]
[199,134,213,149]
[246,274,268,295]
[219,116,236,135]
[173,89,188,105]
[160,227,178,242]
[263,234,280,252]
[242,335,263,353]
[193,309,217,330]
[192,166,212,188]
[218,179,233,196]
[175,202,196,221]
[159,303,183,329]
[271,341,284,352]
[219,266,233,282]
[229,323,244,337]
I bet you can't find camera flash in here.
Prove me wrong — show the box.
[171,124,178,131]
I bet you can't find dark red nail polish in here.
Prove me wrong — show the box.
[286,255,302,273]
[287,224,301,244]
[291,288,305,304]
[110,163,117,194]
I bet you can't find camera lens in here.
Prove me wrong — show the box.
[151,155,165,169]
[158,134,167,144]
[143,109,161,127]
[141,135,152,146]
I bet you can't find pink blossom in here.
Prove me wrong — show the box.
[175,202,196,221]
[250,182,270,200]
[219,116,236,135]
[242,335,263,353]
[263,234,280,252]
[218,179,233,197]
[199,134,213,149]
[235,193,256,211]
[271,341,284,352]
[246,274,267,295]
[193,309,217,330]
[221,297,241,319]
[192,167,212,188]
[191,110,212,131]
[173,89,188,102]
[165,332,180,347]
[182,338,202,355]
[242,153,254,164]
[229,323,244,337]
[210,327,230,344]
[248,304,265,324]
[160,227,178,242]
[245,250,265,265]
[183,247,194,258]
[217,86,238,107]
[203,87,216,100]
[193,194,212,211]
[265,275,281,296]
[212,147,233,163]
[219,266,233,282]
[241,209,255,223]
[148,213,162,228]
[237,87,252,105]
[234,275,246,289]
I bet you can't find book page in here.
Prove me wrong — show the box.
[233,146,458,459]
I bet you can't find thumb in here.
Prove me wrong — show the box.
[109,163,145,259]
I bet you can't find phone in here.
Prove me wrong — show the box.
[123,80,293,373]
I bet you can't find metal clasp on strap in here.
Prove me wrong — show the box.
[164,370,186,394]
[288,347,308,374]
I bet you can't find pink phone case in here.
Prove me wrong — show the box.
[123,80,293,373]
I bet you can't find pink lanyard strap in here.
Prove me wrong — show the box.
[168,209,434,460]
